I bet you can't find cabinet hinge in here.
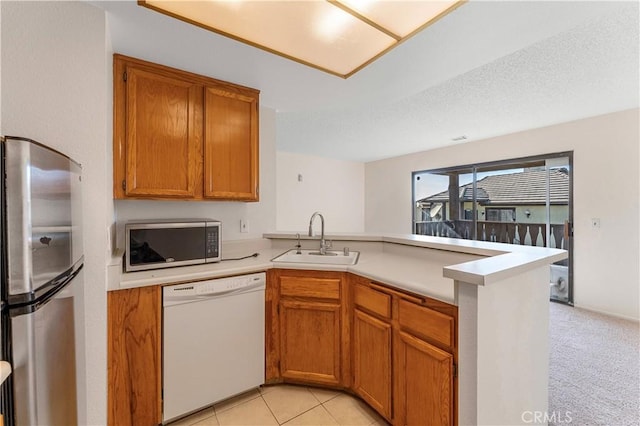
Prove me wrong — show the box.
[123,71,127,82]
[122,180,126,191]
[453,363,457,378]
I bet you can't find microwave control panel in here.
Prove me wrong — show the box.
[205,224,220,259]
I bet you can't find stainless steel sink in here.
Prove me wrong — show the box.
[271,249,359,265]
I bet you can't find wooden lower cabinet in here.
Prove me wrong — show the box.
[395,331,454,426]
[352,309,392,420]
[107,286,162,426]
[269,272,457,425]
[268,269,348,387]
[280,300,341,385]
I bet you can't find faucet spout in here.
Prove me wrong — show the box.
[308,212,326,255]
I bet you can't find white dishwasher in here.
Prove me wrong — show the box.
[162,272,266,423]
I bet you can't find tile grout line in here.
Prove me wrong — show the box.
[278,402,325,425]
[321,393,353,426]
[178,385,387,426]
[319,401,342,425]
[270,386,325,425]
[259,393,285,425]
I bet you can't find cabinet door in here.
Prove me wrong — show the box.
[353,309,392,420]
[204,86,258,201]
[107,286,162,426]
[280,300,341,386]
[396,331,453,426]
[125,66,201,198]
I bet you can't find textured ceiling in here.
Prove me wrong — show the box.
[95,0,639,162]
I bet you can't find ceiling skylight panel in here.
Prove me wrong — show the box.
[140,0,465,78]
[336,0,463,38]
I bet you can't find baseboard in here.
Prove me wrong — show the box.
[571,303,639,322]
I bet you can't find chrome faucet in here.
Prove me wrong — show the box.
[308,211,329,255]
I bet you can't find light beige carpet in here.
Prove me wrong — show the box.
[549,302,640,425]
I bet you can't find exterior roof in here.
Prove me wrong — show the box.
[419,168,569,205]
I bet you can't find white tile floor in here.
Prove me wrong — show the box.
[168,384,390,426]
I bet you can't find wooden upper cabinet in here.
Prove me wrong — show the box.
[204,86,259,201]
[124,66,201,198]
[113,54,259,201]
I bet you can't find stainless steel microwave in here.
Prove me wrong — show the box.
[125,220,221,272]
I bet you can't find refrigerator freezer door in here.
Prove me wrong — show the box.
[9,275,78,426]
[3,137,83,303]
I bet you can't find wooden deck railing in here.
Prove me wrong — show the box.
[414,219,567,249]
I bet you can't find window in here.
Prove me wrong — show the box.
[412,152,573,304]
[486,208,515,222]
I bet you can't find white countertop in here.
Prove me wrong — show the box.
[114,247,283,290]
[111,233,567,305]
[267,233,566,282]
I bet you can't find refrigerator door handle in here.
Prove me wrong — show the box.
[6,257,83,310]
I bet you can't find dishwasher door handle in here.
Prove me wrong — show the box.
[164,282,265,307]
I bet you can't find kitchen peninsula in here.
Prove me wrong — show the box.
[108,233,566,426]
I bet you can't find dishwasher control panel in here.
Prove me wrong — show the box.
[163,272,266,306]
[195,274,263,294]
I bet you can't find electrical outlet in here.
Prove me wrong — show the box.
[240,219,249,233]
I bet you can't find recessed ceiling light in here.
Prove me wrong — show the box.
[139,0,465,79]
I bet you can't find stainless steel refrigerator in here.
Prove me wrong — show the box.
[0,136,83,426]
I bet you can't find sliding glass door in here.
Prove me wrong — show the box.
[413,153,573,304]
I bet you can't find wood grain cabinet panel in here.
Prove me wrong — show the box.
[204,86,259,201]
[268,272,457,425]
[280,300,341,386]
[396,331,454,426]
[352,309,392,420]
[113,54,259,201]
[267,270,347,387]
[107,286,162,426]
[280,276,341,300]
[124,66,201,198]
[354,283,391,319]
[398,298,455,350]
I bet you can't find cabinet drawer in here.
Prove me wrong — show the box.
[354,284,391,319]
[398,299,454,349]
[280,276,340,300]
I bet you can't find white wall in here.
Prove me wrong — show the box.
[1,4,277,423]
[276,151,365,233]
[365,109,640,320]
[114,106,277,246]
[1,1,111,424]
